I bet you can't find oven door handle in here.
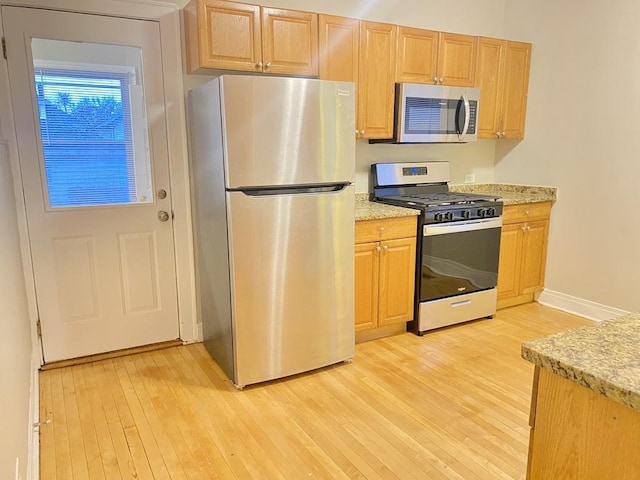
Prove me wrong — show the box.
[423,218,502,236]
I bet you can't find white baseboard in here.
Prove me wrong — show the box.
[27,350,40,480]
[537,289,630,322]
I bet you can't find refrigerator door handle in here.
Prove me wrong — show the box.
[238,183,351,196]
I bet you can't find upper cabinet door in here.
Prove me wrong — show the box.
[395,26,438,83]
[185,0,262,73]
[502,41,531,139]
[318,14,359,83]
[262,7,318,76]
[437,32,478,86]
[358,21,397,139]
[476,37,506,138]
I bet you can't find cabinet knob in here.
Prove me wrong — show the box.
[525,209,530,216]
[379,227,385,232]
[433,76,438,84]
[360,130,365,135]
[265,62,272,69]
[376,246,382,252]
[439,77,444,84]
[500,131,506,137]
[382,245,388,251]
[256,62,263,69]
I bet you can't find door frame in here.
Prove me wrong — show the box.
[0,0,198,364]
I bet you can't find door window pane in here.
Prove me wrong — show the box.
[31,39,152,208]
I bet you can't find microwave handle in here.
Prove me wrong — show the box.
[456,94,471,141]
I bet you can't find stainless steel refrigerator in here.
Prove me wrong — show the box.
[188,75,356,388]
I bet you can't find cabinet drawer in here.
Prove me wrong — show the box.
[355,216,417,243]
[502,202,551,224]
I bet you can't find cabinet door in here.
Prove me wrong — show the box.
[520,220,549,294]
[262,7,318,76]
[437,32,477,86]
[395,26,438,84]
[358,21,397,139]
[475,37,505,139]
[502,41,531,139]
[188,0,262,73]
[318,14,359,83]
[378,237,416,326]
[497,223,523,300]
[355,242,380,331]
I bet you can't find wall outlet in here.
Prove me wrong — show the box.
[464,173,476,184]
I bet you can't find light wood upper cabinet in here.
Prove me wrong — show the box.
[261,7,318,76]
[475,37,505,139]
[319,14,359,83]
[437,32,477,86]
[185,0,261,73]
[396,29,477,86]
[395,26,438,83]
[184,0,318,76]
[502,41,531,139]
[358,21,397,139]
[476,37,531,139]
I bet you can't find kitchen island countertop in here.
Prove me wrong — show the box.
[522,313,640,412]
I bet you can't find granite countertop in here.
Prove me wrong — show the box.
[522,313,640,412]
[355,193,420,221]
[355,183,557,221]
[450,184,557,205]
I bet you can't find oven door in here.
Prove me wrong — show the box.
[421,218,501,302]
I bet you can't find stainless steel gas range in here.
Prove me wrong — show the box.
[372,161,503,334]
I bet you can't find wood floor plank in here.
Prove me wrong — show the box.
[81,363,122,480]
[150,347,246,479]
[38,303,593,480]
[39,371,57,480]
[119,355,188,480]
[111,357,172,480]
[71,366,105,480]
[49,368,73,479]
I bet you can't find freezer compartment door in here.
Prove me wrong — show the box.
[227,186,355,387]
[220,75,355,188]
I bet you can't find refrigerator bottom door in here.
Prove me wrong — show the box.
[227,186,355,387]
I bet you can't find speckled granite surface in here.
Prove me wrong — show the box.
[450,184,557,205]
[522,313,640,412]
[355,193,420,221]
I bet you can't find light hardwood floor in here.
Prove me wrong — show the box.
[39,303,592,479]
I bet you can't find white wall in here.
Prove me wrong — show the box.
[496,0,640,312]
[180,0,510,191]
[0,135,32,480]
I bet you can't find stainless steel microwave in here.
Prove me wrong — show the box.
[372,83,480,144]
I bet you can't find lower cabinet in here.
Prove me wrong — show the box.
[355,216,417,340]
[497,202,551,308]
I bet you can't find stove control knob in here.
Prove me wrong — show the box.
[487,207,497,217]
[444,212,454,221]
[477,208,486,218]
[461,210,471,219]
[434,212,444,222]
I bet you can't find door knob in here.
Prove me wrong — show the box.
[158,211,170,222]
[157,189,167,200]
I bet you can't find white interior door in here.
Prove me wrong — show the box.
[3,6,179,362]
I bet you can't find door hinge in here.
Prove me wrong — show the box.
[2,37,6,60]
[36,318,42,338]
